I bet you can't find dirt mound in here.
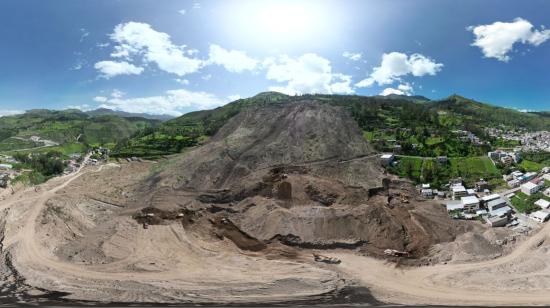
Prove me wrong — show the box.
[137,100,474,259]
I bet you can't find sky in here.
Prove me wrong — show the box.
[0,0,549,116]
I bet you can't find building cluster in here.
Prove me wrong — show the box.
[488,149,521,165]
[452,130,485,145]
[485,128,550,152]
[503,170,538,188]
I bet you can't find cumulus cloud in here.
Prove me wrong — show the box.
[468,18,550,62]
[342,51,362,61]
[94,61,144,79]
[104,22,203,76]
[265,53,354,95]
[93,96,108,102]
[96,88,227,116]
[356,52,443,87]
[66,104,93,111]
[227,94,241,101]
[379,83,413,96]
[207,44,258,73]
[0,110,24,117]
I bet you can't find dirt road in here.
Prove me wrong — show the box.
[332,221,550,306]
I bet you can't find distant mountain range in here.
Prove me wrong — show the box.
[85,108,174,121]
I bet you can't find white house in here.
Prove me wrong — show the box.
[535,199,550,209]
[486,198,508,212]
[544,188,550,198]
[452,185,468,200]
[421,189,433,198]
[530,211,550,223]
[481,193,500,204]
[380,154,395,166]
[461,196,480,213]
[521,182,542,196]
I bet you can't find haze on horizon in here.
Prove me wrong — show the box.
[1,0,549,116]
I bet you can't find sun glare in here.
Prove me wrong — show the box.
[221,1,335,49]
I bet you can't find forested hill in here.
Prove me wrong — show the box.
[0,109,160,151]
[112,92,550,158]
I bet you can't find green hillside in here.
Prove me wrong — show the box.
[0,109,160,153]
[112,92,550,158]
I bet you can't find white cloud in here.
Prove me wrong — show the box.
[193,2,201,9]
[468,18,550,62]
[79,28,90,42]
[175,78,190,85]
[0,110,23,117]
[380,83,413,96]
[107,22,203,76]
[265,53,354,95]
[94,61,144,79]
[342,51,362,61]
[178,9,186,15]
[111,89,125,98]
[356,52,443,87]
[227,94,241,101]
[66,104,93,111]
[207,44,258,73]
[96,88,227,116]
[93,96,108,102]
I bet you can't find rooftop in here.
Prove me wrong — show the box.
[521,182,539,189]
[461,196,480,205]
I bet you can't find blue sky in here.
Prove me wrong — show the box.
[0,0,549,116]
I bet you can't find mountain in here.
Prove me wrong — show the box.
[112,92,550,158]
[0,109,160,152]
[86,108,174,121]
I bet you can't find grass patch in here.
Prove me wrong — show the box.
[519,159,545,172]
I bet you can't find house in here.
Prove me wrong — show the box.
[436,156,448,164]
[475,179,489,192]
[421,189,433,198]
[421,183,431,189]
[490,206,512,218]
[452,185,468,200]
[461,196,480,213]
[481,193,500,205]
[530,211,550,223]
[508,179,520,188]
[544,188,550,198]
[446,201,465,212]
[486,198,508,212]
[486,215,509,227]
[511,171,524,180]
[542,166,550,174]
[543,174,550,182]
[534,199,550,209]
[380,154,395,166]
[521,182,543,196]
[500,156,513,165]
[466,189,476,196]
